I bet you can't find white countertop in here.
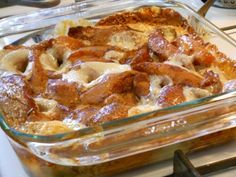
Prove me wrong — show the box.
[0,1,236,177]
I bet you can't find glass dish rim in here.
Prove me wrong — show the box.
[0,0,236,142]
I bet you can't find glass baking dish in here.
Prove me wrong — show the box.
[1,0,236,177]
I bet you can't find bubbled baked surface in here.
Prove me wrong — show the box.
[0,7,235,135]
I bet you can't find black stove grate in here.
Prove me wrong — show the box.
[165,150,236,177]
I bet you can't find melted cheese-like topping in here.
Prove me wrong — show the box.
[40,52,72,75]
[149,75,173,98]
[128,103,161,117]
[208,66,228,84]
[104,50,124,62]
[0,49,33,79]
[46,45,72,63]
[63,62,131,88]
[183,86,211,102]
[34,98,58,115]
[40,53,58,71]
[128,75,172,117]
[127,23,156,33]
[108,31,147,50]
[167,54,195,70]
[62,119,86,130]
[17,120,85,135]
[54,19,93,36]
[0,50,10,61]
[164,59,202,79]
[0,49,29,72]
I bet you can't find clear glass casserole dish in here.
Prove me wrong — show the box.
[1,0,236,177]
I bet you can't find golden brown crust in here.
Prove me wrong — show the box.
[53,36,84,50]
[133,72,150,97]
[45,79,80,107]
[104,92,138,106]
[73,105,100,125]
[96,7,187,27]
[148,31,178,61]
[68,46,115,63]
[201,70,222,94]
[68,25,129,46]
[89,103,130,125]
[0,75,36,125]
[207,43,236,80]
[0,6,235,134]
[28,49,48,95]
[133,62,203,87]
[130,45,152,66]
[80,71,135,105]
[157,85,185,107]
[3,45,27,50]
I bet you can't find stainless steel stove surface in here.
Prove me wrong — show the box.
[0,1,236,177]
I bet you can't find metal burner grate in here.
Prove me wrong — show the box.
[165,150,236,177]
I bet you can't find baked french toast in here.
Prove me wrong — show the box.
[0,7,235,135]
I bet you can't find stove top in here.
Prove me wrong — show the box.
[166,150,236,177]
[113,141,236,177]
